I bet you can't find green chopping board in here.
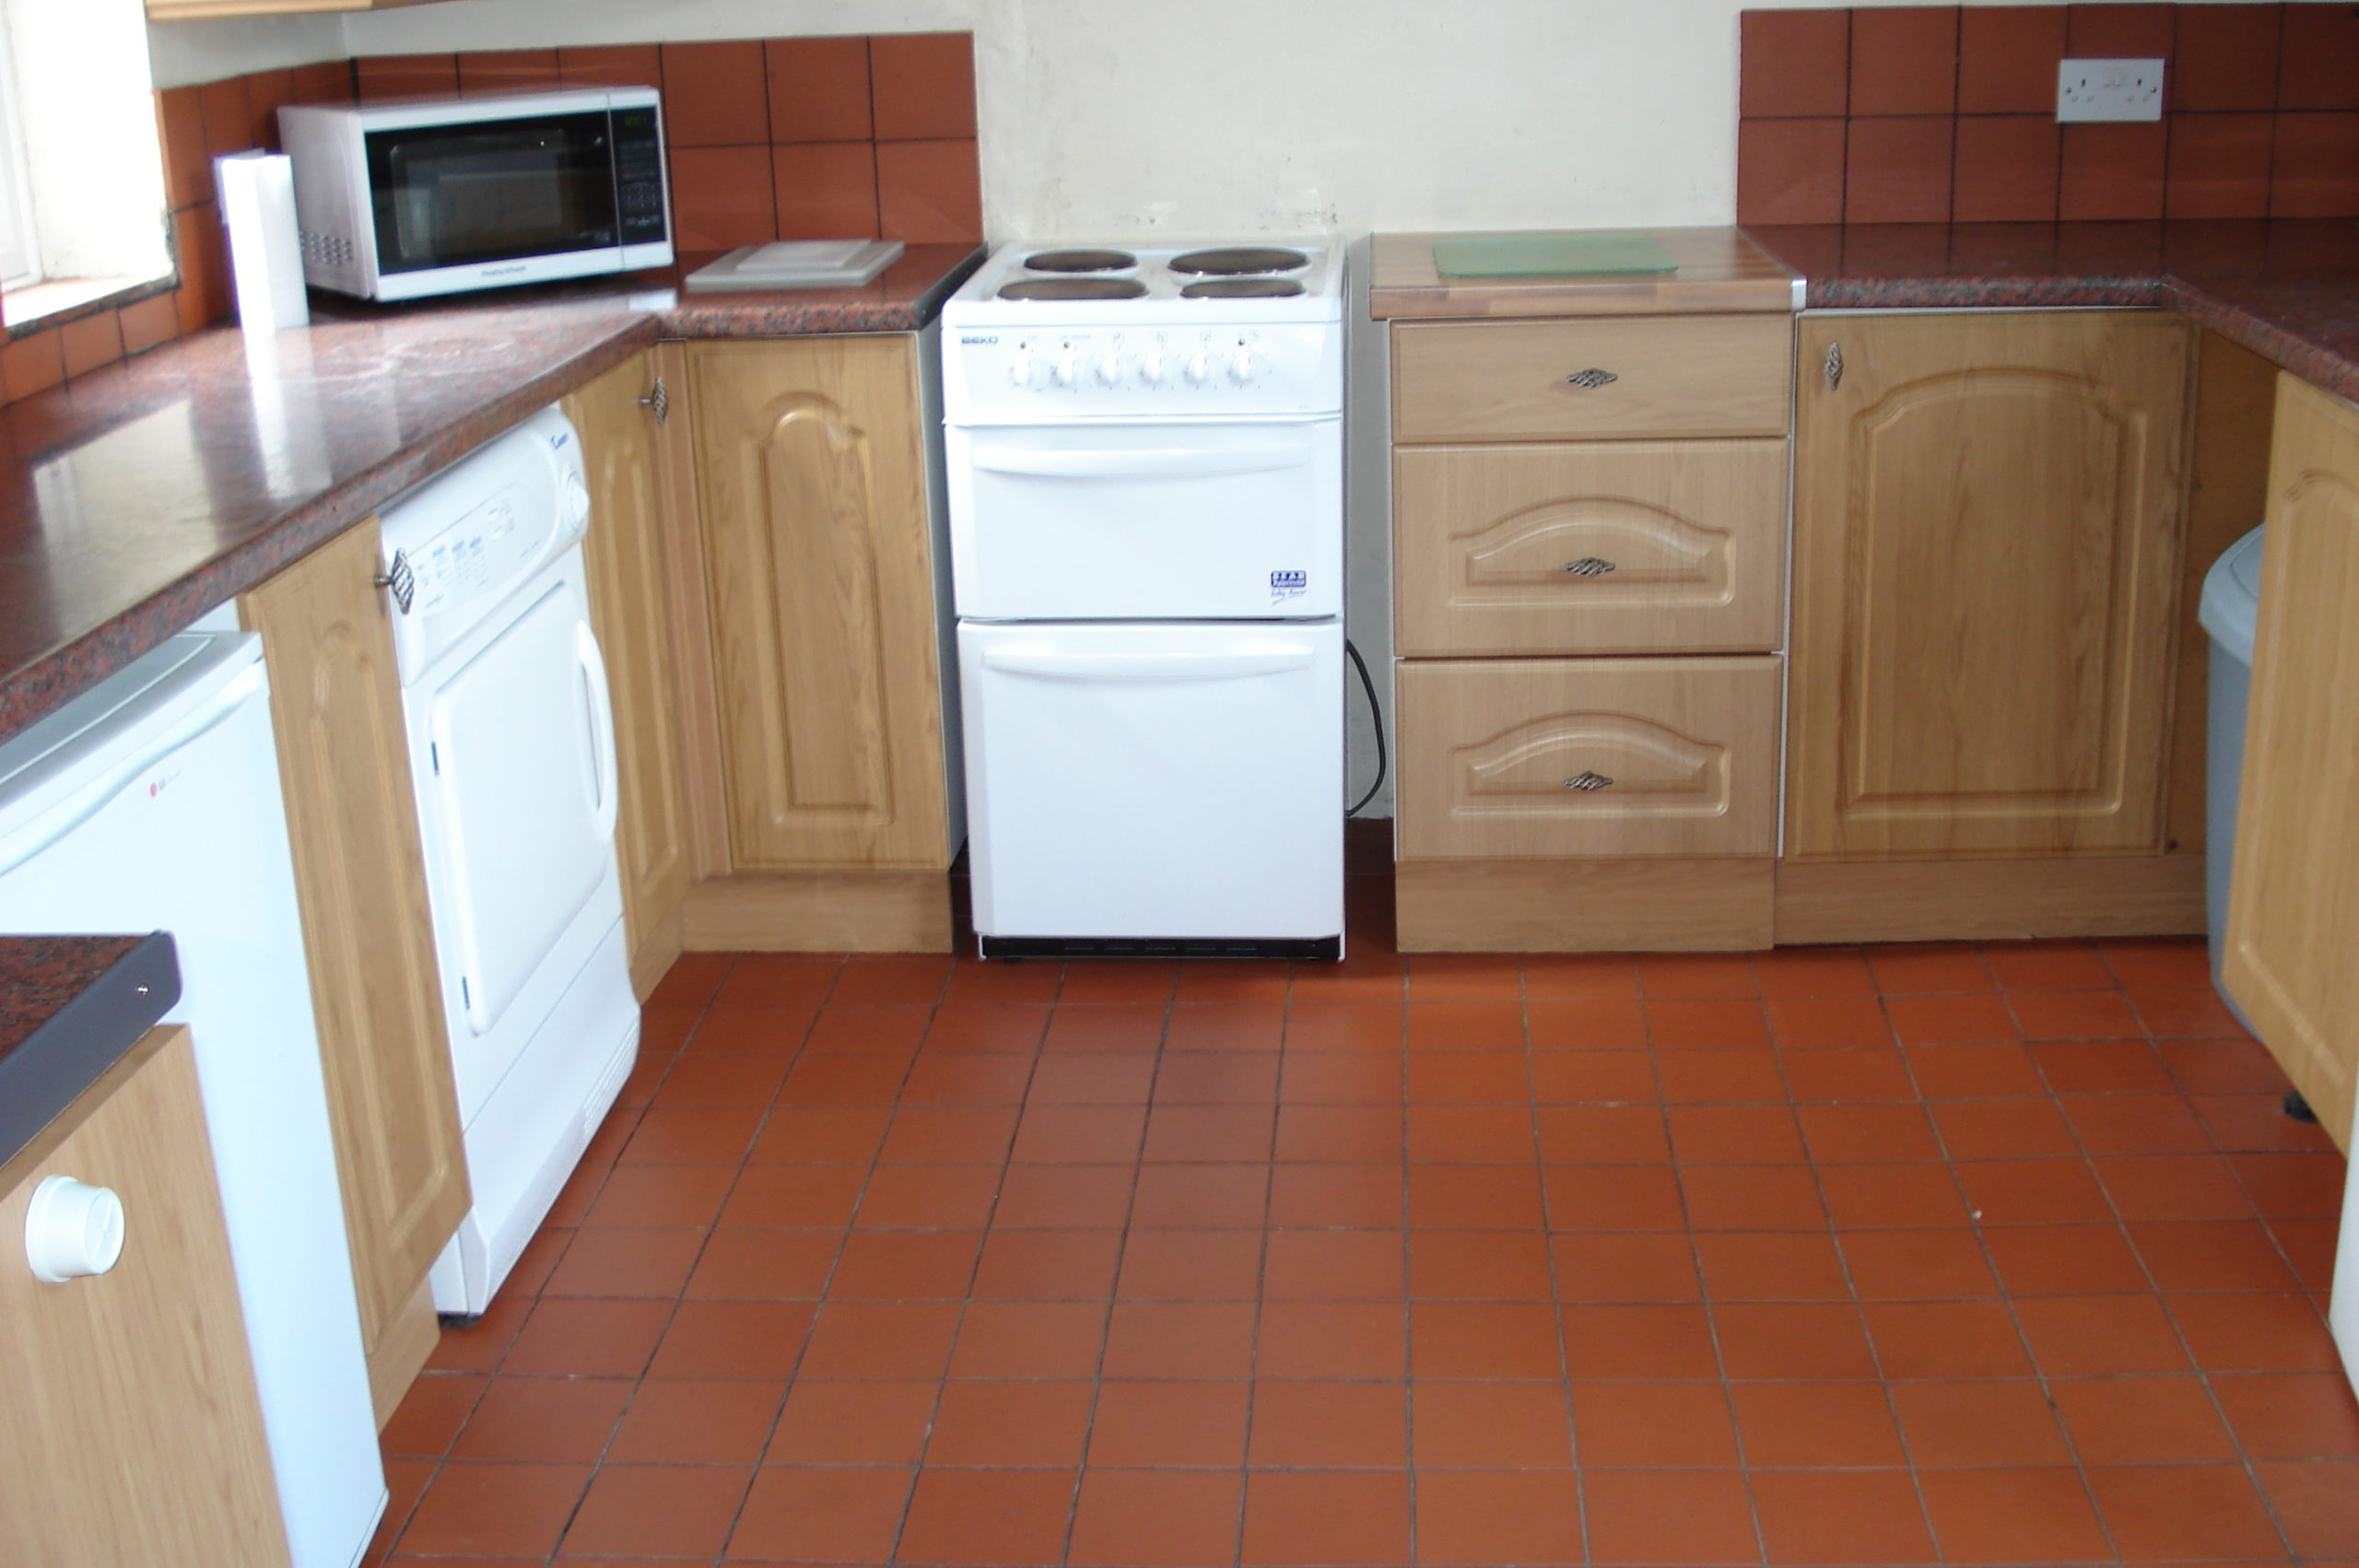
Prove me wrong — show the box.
[1432,231,1678,278]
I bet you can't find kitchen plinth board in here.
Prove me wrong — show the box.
[1774,853,2207,945]
[1396,856,1776,952]
[681,870,955,954]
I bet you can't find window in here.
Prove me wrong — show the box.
[0,12,39,291]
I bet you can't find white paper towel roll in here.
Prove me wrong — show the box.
[215,151,310,332]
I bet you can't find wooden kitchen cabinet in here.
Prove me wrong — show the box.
[565,353,696,1000]
[1392,315,1792,442]
[683,336,955,949]
[2223,374,2359,1152]
[0,1026,290,1568]
[241,521,463,1422]
[1779,311,2199,939]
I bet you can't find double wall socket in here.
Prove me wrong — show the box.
[2057,57,2165,122]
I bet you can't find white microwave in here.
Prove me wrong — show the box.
[277,88,672,303]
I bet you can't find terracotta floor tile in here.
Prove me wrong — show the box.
[900,1049,1038,1106]
[2229,1150,2347,1217]
[1027,1052,1154,1106]
[1891,1379,2073,1467]
[1281,1048,1404,1105]
[561,1460,750,1558]
[1555,1232,1703,1302]
[1406,1103,1539,1163]
[1667,1104,1808,1164]
[2253,1457,2359,1559]
[1118,1228,1263,1300]
[1655,1047,1788,1105]
[1248,1378,1408,1468]
[582,1160,740,1227]
[2213,1372,2359,1457]
[1638,951,1759,998]
[748,1104,893,1164]
[1915,1467,2112,1563]
[373,1455,433,1561]
[1681,1164,1830,1231]
[1715,1302,1878,1379]
[1261,1300,1408,1379]
[1168,1000,1286,1054]
[1414,1468,1586,1565]
[797,1300,959,1378]
[1863,1300,2036,1378]
[1765,995,1895,1050]
[1011,1102,1147,1164]
[1527,997,1649,1050]
[451,1375,632,1463]
[898,1465,1079,1564]
[1538,1103,1672,1164]
[1067,1468,1243,1567]
[1530,1047,1658,1103]
[1983,939,2113,989]
[1731,1380,1906,1467]
[652,1051,790,1109]
[687,1001,819,1058]
[1266,1163,1402,1229]
[1284,1001,1403,1053]
[2062,1092,2214,1154]
[1240,1469,1412,1567]
[775,1054,912,1109]
[1753,945,1876,997]
[1648,997,1772,1050]
[1132,1163,1270,1229]
[2158,1036,2292,1094]
[1405,1048,1530,1105]
[1800,1102,1943,1164]
[880,1103,1020,1164]
[608,1376,782,1464]
[1930,1096,2082,1160]
[1583,1468,1763,1564]
[1818,1163,1974,1229]
[1042,1004,1167,1055]
[2008,987,2146,1040]
[651,1299,815,1379]
[1980,1223,2149,1294]
[1904,1041,2048,1099]
[380,1372,486,1457]
[1405,999,1525,1052]
[729,1464,910,1562]
[1413,1379,1574,1468]
[1572,1378,1741,1465]
[2031,1037,2176,1094]
[2194,1090,2341,1153]
[1887,992,2021,1047]
[924,1001,1051,1054]
[972,1227,1122,1300]
[1276,1104,1403,1163]
[1395,1300,1572,1383]
[1559,1302,1722,1378]
[1103,1301,1257,1379]
[1408,953,1525,1000]
[1525,952,1642,999]
[1054,961,1177,1006]
[502,1297,672,1378]
[2095,1151,2257,1220]
[689,1226,837,1302]
[502,1223,571,1296]
[2013,1293,2190,1375]
[945,958,1064,1006]
[397,1460,592,1558]
[827,1228,983,1299]
[2097,938,2212,990]
[949,1301,1109,1379]
[1951,1157,2111,1224]
[722,1163,868,1229]
[2130,1217,2301,1291]
[1089,1377,1251,1467]
[1176,959,1295,1002]
[2127,985,2253,1038]
[925,1377,1094,1467]
[2047,1375,2237,1464]
[1750,1469,1935,1565]
[651,952,733,1008]
[854,1162,1001,1229]
[2086,1462,2290,1561]
[423,1290,532,1373]
[1414,1226,1558,1303]
[2272,1215,2340,1290]
[1156,1050,1281,1105]
[832,953,953,1007]
[1840,1228,2000,1299]
[2168,1289,2342,1371]
[1263,1227,1405,1300]
[994,1163,1135,1229]
[1547,1164,1687,1231]
[1407,1164,1546,1228]
[1694,1231,1848,1301]
[1870,944,1995,994]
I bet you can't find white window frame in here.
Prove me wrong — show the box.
[0,13,38,291]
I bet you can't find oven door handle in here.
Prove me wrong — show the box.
[980,647,1315,683]
[968,441,1306,479]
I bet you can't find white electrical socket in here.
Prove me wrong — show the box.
[2057,57,2165,122]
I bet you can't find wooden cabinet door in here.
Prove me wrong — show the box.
[1392,316,1793,443]
[2224,375,2359,1151]
[565,353,694,998]
[1787,311,2192,860]
[0,1026,291,1568]
[241,522,467,1364]
[689,337,949,872]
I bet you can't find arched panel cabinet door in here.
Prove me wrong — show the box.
[687,337,950,872]
[2224,374,2359,1153]
[1787,310,2193,861]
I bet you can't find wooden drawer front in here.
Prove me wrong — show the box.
[1393,316,1792,443]
[1395,439,1787,656]
[1399,657,1782,859]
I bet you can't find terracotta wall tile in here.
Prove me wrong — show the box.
[289,60,354,106]
[1738,117,1848,223]
[2066,3,2177,58]
[768,36,874,142]
[2269,111,2359,214]
[772,141,880,240]
[2059,120,2168,218]
[1846,116,1955,222]
[171,205,229,332]
[558,45,662,89]
[668,144,777,250]
[2167,112,2276,217]
[1742,9,1849,117]
[156,88,210,212]
[2279,3,2359,110]
[1850,8,1959,116]
[356,54,460,102]
[199,76,252,162]
[57,311,123,379]
[244,69,297,149]
[871,32,976,140]
[2173,4,2284,112]
[876,138,980,242]
[1953,115,2062,221]
[1958,6,2069,113]
[662,41,770,146]
[458,49,563,97]
[118,294,182,356]
[0,332,63,403]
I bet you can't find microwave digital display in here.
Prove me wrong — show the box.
[365,111,621,275]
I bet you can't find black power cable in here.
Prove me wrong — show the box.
[1344,638,1387,817]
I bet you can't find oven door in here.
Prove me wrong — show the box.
[947,416,1343,619]
[365,111,620,280]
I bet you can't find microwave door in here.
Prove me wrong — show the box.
[365,111,621,276]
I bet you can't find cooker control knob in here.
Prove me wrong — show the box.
[1229,348,1258,384]
[1052,352,1079,387]
[1139,350,1168,385]
[1096,351,1122,386]
[1008,350,1034,386]
[1185,350,1213,385]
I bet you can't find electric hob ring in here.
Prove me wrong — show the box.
[1022,249,1139,274]
[998,277,1151,301]
[1170,246,1310,275]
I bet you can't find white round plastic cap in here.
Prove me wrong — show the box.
[25,1175,125,1284]
[2199,525,2265,667]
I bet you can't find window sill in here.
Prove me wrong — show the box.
[4,272,173,339]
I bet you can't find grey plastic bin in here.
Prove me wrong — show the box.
[2198,525,2265,1034]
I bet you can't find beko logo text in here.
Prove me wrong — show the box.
[961,335,999,345]
[482,264,529,276]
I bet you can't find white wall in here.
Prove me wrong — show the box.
[146,13,346,88]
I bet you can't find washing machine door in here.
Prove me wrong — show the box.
[419,560,617,1042]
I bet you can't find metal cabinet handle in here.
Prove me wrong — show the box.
[1564,368,1619,390]
[1564,771,1615,791]
[639,378,669,425]
[1564,557,1617,577]
[373,549,416,614]
[1824,342,1844,391]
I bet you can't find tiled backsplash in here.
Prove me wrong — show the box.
[1740,3,2359,225]
[0,33,980,410]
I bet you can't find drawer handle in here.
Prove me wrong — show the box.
[1564,771,1615,792]
[1564,368,1619,390]
[373,549,416,615]
[1824,341,1844,391]
[1564,557,1617,577]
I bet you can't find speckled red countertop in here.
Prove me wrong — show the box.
[0,933,180,1168]
[0,243,982,744]
[1743,219,2359,404]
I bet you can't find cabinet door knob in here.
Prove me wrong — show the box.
[1563,771,1615,792]
[1564,368,1619,390]
[25,1176,124,1283]
[1824,341,1845,391]
[1564,557,1617,577]
[639,378,669,425]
